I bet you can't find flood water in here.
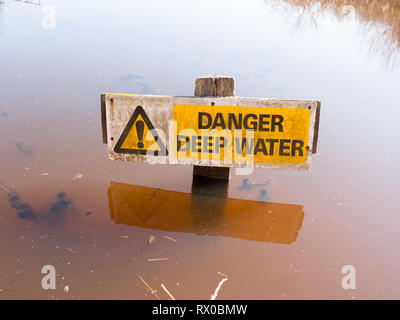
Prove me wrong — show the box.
[1,0,400,299]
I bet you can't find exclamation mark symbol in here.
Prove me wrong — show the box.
[136,120,144,148]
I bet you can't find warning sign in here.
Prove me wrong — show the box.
[173,105,310,164]
[102,94,320,170]
[114,106,168,156]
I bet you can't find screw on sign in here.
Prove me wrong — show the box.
[101,76,321,180]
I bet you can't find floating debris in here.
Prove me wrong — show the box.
[164,235,177,243]
[50,192,73,212]
[85,211,93,216]
[147,258,169,262]
[210,277,228,300]
[64,285,69,293]
[31,234,48,249]
[67,248,76,254]
[148,235,156,244]
[161,284,176,300]
[138,275,160,300]
[2,108,8,117]
[0,184,11,194]
[15,141,33,156]
[217,271,228,278]
[72,173,83,180]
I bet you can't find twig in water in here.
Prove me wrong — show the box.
[0,184,11,194]
[164,235,177,242]
[161,284,175,300]
[31,234,48,249]
[217,271,228,278]
[138,275,160,300]
[147,258,169,262]
[211,278,228,300]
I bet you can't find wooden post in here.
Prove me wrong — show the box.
[193,76,235,180]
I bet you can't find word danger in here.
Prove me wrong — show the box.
[198,112,284,132]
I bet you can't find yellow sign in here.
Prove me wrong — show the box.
[173,105,311,164]
[114,106,168,156]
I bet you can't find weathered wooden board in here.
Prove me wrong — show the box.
[102,93,320,170]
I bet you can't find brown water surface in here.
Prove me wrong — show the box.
[0,0,400,299]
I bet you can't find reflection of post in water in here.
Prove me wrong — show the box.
[108,181,305,245]
[190,175,229,235]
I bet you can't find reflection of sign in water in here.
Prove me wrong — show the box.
[108,181,305,245]
[103,94,320,170]
[114,106,168,156]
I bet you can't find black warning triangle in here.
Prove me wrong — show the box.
[114,106,168,156]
